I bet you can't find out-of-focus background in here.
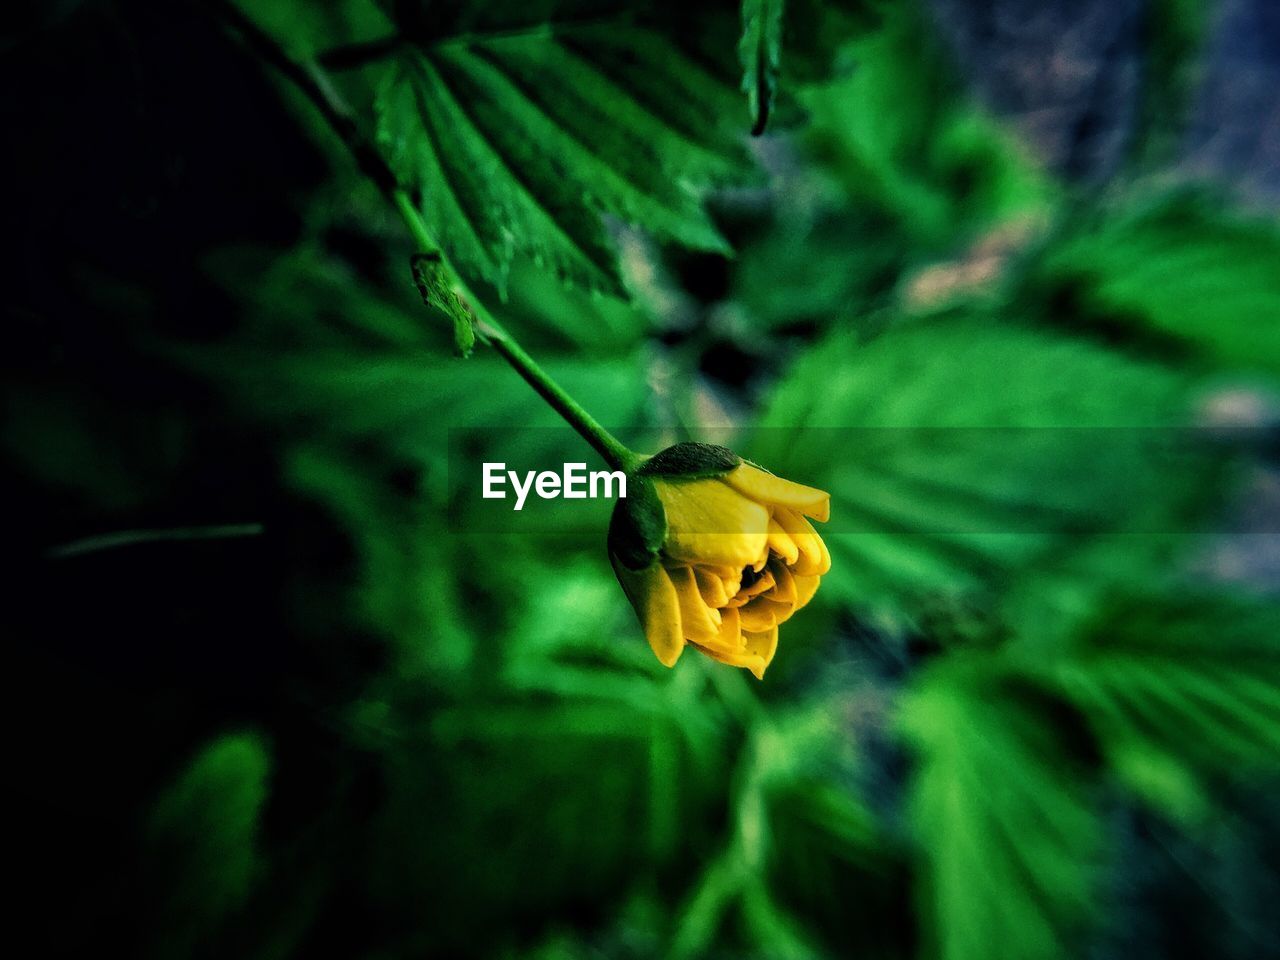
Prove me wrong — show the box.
[4,0,1278,957]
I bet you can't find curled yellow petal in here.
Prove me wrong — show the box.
[770,561,797,604]
[766,517,799,565]
[793,573,821,609]
[738,599,778,633]
[667,564,721,642]
[774,507,830,576]
[655,477,769,569]
[765,595,797,625]
[703,564,740,580]
[610,554,684,667]
[741,626,779,679]
[698,604,743,658]
[724,464,830,522]
[725,569,775,607]
[690,640,767,679]
[693,566,730,608]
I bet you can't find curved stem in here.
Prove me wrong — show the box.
[484,329,638,472]
[207,0,638,472]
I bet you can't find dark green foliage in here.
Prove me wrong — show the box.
[8,1,1280,959]
[903,666,1103,960]
[797,1,1052,249]
[752,314,1206,614]
[1050,590,1280,821]
[145,734,271,958]
[376,0,753,294]
[1022,192,1280,374]
[739,0,785,135]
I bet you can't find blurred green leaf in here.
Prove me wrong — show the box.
[902,664,1102,960]
[1050,589,1280,821]
[366,662,733,951]
[145,732,271,957]
[753,314,1202,615]
[799,1,1051,248]
[1025,193,1280,375]
[376,1,752,294]
[672,701,880,959]
[203,245,654,490]
[730,208,910,333]
[234,0,392,59]
[1131,0,1211,169]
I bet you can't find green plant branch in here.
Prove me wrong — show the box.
[206,0,638,473]
[47,524,265,559]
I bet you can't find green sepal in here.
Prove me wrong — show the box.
[411,252,476,358]
[637,441,741,479]
[607,475,667,571]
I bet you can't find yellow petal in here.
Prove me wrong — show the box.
[698,605,744,657]
[793,573,821,610]
[655,477,770,569]
[774,508,831,576]
[722,570,743,598]
[687,609,778,678]
[766,517,799,565]
[690,640,767,679]
[738,598,778,632]
[815,529,831,574]
[724,464,830,522]
[726,569,775,607]
[766,596,797,625]
[704,565,740,580]
[610,554,684,667]
[742,626,780,679]
[667,564,721,642]
[693,566,730,608]
[701,564,742,598]
[770,561,798,604]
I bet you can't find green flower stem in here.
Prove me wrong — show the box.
[483,326,641,473]
[208,0,638,473]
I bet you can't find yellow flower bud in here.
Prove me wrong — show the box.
[610,451,830,679]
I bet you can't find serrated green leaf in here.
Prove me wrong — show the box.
[751,315,1205,614]
[1025,193,1280,375]
[902,666,1102,960]
[1050,590,1280,818]
[376,4,751,295]
[799,2,1051,246]
[739,0,784,135]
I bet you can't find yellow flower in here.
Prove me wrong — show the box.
[609,444,830,679]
